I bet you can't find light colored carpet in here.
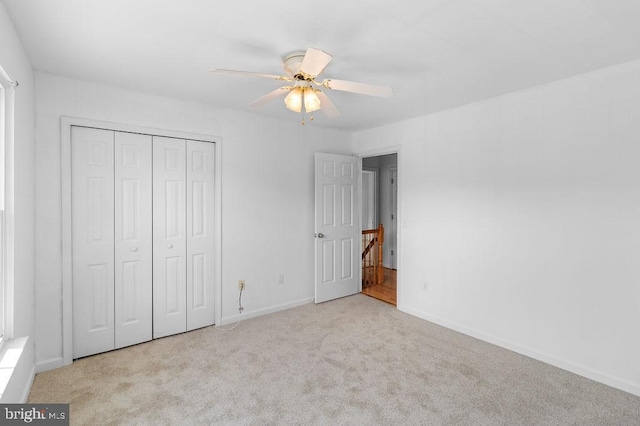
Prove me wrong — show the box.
[29,294,640,425]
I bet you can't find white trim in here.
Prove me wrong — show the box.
[0,67,16,87]
[18,365,35,404]
[220,297,314,325]
[60,120,72,365]
[357,156,363,293]
[388,166,398,269]
[398,304,640,398]
[355,145,402,159]
[0,67,16,341]
[61,116,220,143]
[214,136,222,327]
[60,116,222,366]
[35,356,65,374]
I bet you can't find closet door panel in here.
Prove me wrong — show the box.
[186,140,215,330]
[72,126,115,358]
[114,132,153,349]
[153,136,187,338]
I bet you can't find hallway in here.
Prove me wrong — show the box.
[361,268,396,306]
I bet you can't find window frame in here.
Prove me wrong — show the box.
[0,84,4,342]
[0,65,16,343]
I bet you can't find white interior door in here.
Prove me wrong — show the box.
[186,140,215,330]
[72,127,115,358]
[153,136,187,338]
[314,152,361,303]
[114,132,153,348]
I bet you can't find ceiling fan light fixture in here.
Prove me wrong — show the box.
[211,47,392,123]
[304,89,321,113]
[284,87,303,113]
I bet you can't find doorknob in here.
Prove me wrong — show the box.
[130,247,138,252]
[168,244,174,249]
[317,233,324,238]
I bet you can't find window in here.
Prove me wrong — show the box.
[0,65,16,342]
[0,83,4,341]
[0,79,6,341]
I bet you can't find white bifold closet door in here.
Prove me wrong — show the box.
[152,136,187,338]
[72,127,153,359]
[72,128,215,357]
[152,136,215,338]
[185,140,216,330]
[114,132,153,348]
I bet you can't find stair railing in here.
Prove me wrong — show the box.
[362,224,384,287]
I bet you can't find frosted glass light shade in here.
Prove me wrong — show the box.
[284,88,303,113]
[304,90,321,113]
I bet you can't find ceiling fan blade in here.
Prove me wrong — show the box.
[322,79,393,98]
[249,87,291,107]
[316,91,340,118]
[300,48,333,78]
[209,69,290,81]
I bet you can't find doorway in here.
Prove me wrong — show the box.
[360,153,398,305]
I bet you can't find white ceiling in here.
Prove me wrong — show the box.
[4,0,640,131]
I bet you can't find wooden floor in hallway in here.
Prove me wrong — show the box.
[361,268,397,306]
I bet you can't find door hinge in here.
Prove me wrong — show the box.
[391,214,394,220]
[391,250,394,255]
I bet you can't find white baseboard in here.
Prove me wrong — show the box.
[398,304,640,398]
[19,365,35,403]
[220,297,314,325]
[35,357,65,373]
[36,299,316,371]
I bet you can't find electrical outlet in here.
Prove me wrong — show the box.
[423,282,429,292]
[277,273,284,285]
[238,280,245,291]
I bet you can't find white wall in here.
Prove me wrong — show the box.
[354,59,640,397]
[361,170,375,230]
[34,72,352,369]
[0,2,36,402]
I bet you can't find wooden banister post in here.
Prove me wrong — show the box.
[377,224,384,285]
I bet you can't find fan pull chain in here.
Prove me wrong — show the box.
[300,109,314,125]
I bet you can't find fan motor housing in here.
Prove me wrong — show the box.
[283,51,310,80]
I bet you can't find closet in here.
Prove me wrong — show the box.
[71,126,215,359]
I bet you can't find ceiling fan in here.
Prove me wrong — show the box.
[209,48,393,123]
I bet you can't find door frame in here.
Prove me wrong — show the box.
[356,146,402,308]
[59,116,222,367]
[389,166,398,269]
